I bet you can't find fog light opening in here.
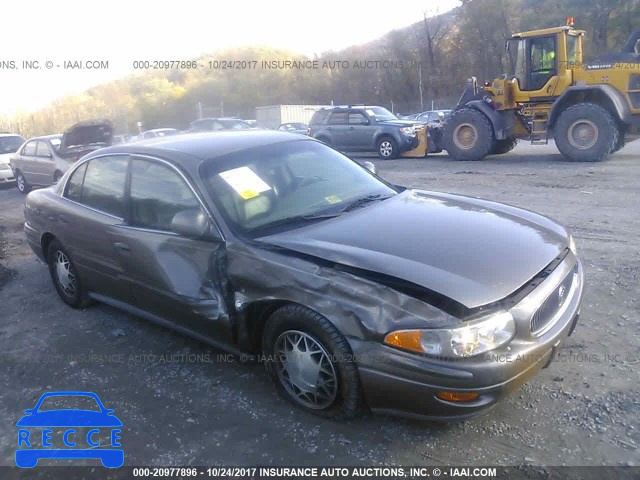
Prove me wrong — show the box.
[436,391,480,403]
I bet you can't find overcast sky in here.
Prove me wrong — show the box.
[0,0,460,115]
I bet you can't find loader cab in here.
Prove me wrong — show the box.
[505,25,584,98]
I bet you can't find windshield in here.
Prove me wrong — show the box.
[0,135,25,154]
[365,107,397,121]
[200,140,396,235]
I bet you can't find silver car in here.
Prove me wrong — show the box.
[0,134,26,185]
[11,120,113,193]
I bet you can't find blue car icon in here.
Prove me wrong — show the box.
[16,391,123,468]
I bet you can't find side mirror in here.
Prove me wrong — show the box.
[362,161,378,175]
[170,208,213,239]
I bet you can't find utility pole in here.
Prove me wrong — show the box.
[418,66,424,111]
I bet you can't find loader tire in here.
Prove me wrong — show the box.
[491,137,518,155]
[554,103,618,162]
[444,108,494,161]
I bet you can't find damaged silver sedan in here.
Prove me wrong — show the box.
[23,131,584,420]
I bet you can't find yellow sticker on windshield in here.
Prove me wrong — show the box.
[325,195,341,204]
[219,166,272,200]
[240,189,259,200]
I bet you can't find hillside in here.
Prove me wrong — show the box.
[4,0,639,137]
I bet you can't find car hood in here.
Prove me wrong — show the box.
[60,120,113,152]
[16,410,123,427]
[259,190,569,310]
[378,119,419,127]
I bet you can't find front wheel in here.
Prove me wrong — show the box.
[262,304,362,419]
[16,171,31,194]
[376,136,398,159]
[443,108,494,161]
[554,103,618,162]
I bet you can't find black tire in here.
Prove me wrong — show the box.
[554,103,618,162]
[262,304,362,419]
[443,108,494,161]
[376,136,398,160]
[611,126,625,154]
[15,170,31,194]
[490,137,518,155]
[47,239,91,309]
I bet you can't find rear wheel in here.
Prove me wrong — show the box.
[554,103,618,162]
[47,239,90,308]
[262,304,362,419]
[443,108,494,161]
[16,171,31,194]
[491,137,518,155]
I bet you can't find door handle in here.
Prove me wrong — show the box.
[349,126,355,130]
[113,242,131,255]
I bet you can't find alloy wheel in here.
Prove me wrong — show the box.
[54,250,76,297]
[274,330,338,410]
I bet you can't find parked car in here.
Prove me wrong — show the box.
[188,117,252,132]
[24,131,583,421]
[11,120,113,193]
[277,122,310,135]
[414,109,452,126]
[141,128,180,139]
[309,105,424,159]
[0,133,26,185]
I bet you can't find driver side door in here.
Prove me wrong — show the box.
[110,156,234,343]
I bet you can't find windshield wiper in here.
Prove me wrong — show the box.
[338,194,393,213]
[250,212,339,233]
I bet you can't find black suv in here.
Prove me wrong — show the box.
[309,105,422,159]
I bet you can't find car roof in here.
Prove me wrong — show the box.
[91,130,309,166]
[26,134,63,141]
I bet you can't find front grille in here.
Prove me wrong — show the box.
[530,265,577,335]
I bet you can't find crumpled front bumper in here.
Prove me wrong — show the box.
[350,254,584,420]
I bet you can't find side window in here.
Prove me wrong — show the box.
[80,156,128,217]
[22,140,37,156]
[129,158,200,231]
[64,162,88,202]
[329,112,348,125]
[348,113,368,125]
[36,141,51,157]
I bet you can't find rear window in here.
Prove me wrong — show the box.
[309,110,330,125]
[0,135,25,154]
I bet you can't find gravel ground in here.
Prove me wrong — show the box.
[0,140,639,469]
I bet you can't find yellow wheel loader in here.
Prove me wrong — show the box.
[443,18,640,162]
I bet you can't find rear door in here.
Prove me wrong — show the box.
[327,111,349,148]
[15,140,38,184]
[34,140,56,185]
[110,156,233,342]
[59,155,132,302]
